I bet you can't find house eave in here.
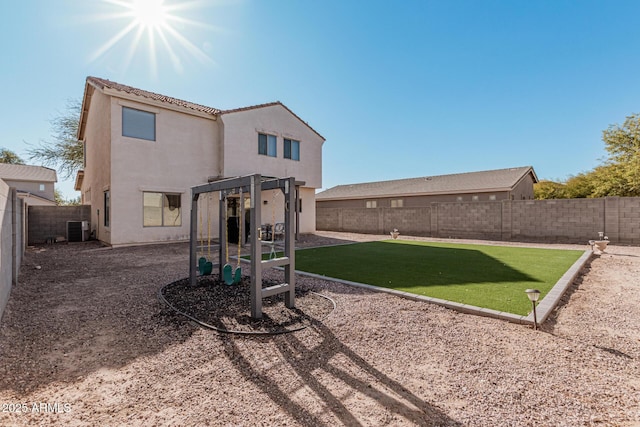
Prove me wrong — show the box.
[102,88,218,120]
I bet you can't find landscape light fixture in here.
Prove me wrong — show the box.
[525,289,541,330]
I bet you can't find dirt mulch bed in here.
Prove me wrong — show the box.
[160,275,335,334]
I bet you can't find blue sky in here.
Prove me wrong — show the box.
[2,0,640,199]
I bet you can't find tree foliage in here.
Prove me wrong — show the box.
[536,113,640,199]
[54,189,81,206]
[27,99,83,180]
[0,148,25,164]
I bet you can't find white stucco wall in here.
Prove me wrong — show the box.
[220,104,323,233]
[109,98,220,246]
[80,88,113,244]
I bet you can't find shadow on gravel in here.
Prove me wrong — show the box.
[0,242,197,394]
[222,318,462,426]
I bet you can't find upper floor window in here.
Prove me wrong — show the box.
[366,200,377,208]
[284,138,300,160]
[122,107,156,141]
[489,195,496,201]
[391,199,403,208]
[39,184,45,191]
[258,133,277,157]
[143,192,182,227]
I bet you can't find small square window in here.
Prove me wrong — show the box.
[122,107,156,141]
[258,133,277,157]
[391,199,403,208]
[366,200,377,208]
[284,138,300,161]
[39,184,45,191]
[456,196,463,202]
[489,195,496,201]
[472,195,479,201]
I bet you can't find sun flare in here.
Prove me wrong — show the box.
[131,0,168,29]
[89,0,215,76]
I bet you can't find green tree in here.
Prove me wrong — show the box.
[27,99,83,179]
[563,172,596,198]
[54,189,81,206]
[600,113,640,196]
[534,180,567,199]
[0,148,25,164]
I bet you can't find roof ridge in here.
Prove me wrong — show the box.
[87,76,221,115]
[332,166,533,188]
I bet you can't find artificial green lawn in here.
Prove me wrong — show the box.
[292,240,584,316]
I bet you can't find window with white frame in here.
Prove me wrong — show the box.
[39,184,45,191]
[258,133,277,157]
[366,200,377,208]
[489,195,496,201]
[143,192,182,227]
[122,107,156,141]
[284,138,300,160]
[391,199,403,208]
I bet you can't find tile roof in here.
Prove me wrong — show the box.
[0,164,57,182]
[316,166,537,200]
[86,76,221,115]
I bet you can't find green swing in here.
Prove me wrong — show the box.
[222,190,242,285]
[198,194,213,276]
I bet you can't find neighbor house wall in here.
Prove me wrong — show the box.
[317,197,640,244]
[318,191,513,209]
[3,180,55,202]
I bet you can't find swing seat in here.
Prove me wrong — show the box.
[233,266,242,284]
[198,257,213,276]
[222,263,234,285]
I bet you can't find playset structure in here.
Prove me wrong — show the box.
[189,174,300,319]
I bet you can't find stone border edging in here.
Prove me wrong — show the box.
[294,249,593,327]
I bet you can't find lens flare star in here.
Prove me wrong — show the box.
[89,0,216,76]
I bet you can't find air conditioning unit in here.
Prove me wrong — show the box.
[67,221,89,242]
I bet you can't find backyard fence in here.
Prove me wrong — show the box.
[0,181,24,321]
[27,205,91,245]
[317,196,640,245]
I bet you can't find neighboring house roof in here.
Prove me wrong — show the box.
[316,166,538,200]
[79,76,324,141]
[0,164,57,183]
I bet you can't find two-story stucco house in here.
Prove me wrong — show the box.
[0,164,57,206]
[75,76,324,247]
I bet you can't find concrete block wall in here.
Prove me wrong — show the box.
[317,196,640,244]
[510,199,605,243]
[619,198,640,244]
[28,205,91,245]
[382,207,431,237]
[0,183,24,322]
[434,202,502,240]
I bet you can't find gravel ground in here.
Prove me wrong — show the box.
[0,231,639,426]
